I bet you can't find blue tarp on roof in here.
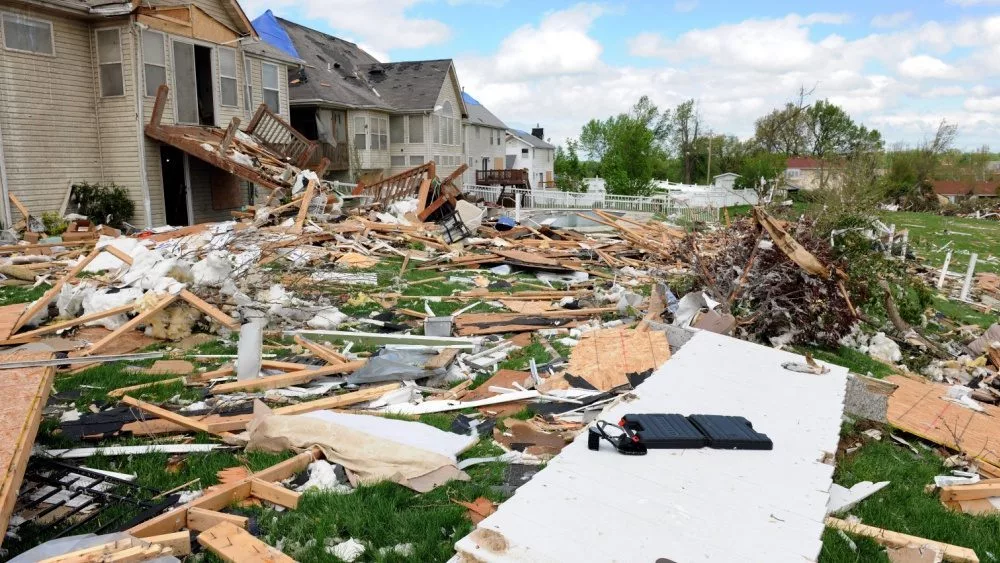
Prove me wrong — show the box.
[251,10,299,58]
[461,91,481,106]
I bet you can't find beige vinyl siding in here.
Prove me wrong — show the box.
[348,109,390,174]
[93,22,148,226]
[0,8,103,220]
[387,112,429,176]
[532,146,554,185]
[214,46,244,127]
[426,68,463,178]
[246,55,289,120]
[462,123,505,184]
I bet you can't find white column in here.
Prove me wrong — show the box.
[937,250,952,289]
[884,224,895,257]
[960,253,978,302]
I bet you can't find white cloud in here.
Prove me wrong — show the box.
[460,7,1000,149]
[948,0,1000,5]
[674,0,698,13]
[897,55,957,78]
[871,11,912,29]
[965,96,1000,112]
[241,0,450,53]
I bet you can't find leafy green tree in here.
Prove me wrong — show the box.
[670,100,701,183]
[805,99,883,157]
[735,152,787,198]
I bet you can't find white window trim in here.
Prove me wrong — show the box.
[261,62,280,112]
[141,29,166,98]
[96,27,125,98]
[218,46,239,107]
[1,12,55,57]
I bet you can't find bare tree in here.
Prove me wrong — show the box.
[672,99,701,184]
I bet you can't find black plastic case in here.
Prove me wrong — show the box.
[688,415,773,450]
[619,414,708,449]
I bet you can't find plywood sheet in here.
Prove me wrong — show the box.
[886,375,1000,475]
[454,331,848,562]
[500,300,554,315]
[567,328,670,391]
[0,303,27,341]
[0,351,55,547]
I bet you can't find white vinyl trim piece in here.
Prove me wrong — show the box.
[453,330,847,562]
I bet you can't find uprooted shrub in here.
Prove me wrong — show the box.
[686,215,859,347]
[70,182,135,229]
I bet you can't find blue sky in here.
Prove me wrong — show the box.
[242,0,1000,149]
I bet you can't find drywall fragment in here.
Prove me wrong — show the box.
[326,538,365,562]
[237,309,265,381]
[826,481,890,514]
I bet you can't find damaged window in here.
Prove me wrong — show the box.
[96,28,123,97]
[262,62,279,112]
[141,30,165,97]
[353,116,367,150]
[408,115,423,143]
[218,47,238,107]
[2,13,53,55]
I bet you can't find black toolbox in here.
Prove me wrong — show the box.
[688,415,773,450]
[619,414,708,448]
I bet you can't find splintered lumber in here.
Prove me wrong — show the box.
[84,292,179,356]
[753,207,831,278]
[566,328,671,391]
[209,361,365,394]
[249,478,300,509]
[454,307,616,336]
[38,536,175,562]
[940,482,1000,502]
[120,395,212,434]
[291,179,316,233]
[288,330,476,349]
[130,449,320,538]
[825,517,979,563]
[109,377,184,398]
[143,532,192,556]
[197,521,294,563]
[0,302,135,345]
[10,246,102,334]
[0,352,56,549]
[179,290,239,330]
[293,334,347,363]
[273,382,401,416]
[425,348,460,370]
[187,507,249,533]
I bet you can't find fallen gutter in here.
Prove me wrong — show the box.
[0,112,11,228]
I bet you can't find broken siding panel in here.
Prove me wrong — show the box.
[93,23,147,225]
[0,9,102,216]
[146,0,241,33]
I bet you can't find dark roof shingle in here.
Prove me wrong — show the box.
[362,59,457,113]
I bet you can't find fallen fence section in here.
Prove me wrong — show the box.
[452,330,848,562]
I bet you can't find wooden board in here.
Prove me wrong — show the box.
[0,303,27,341]
[887,375,1000,476]
[0,351,55,547]
[187,507,249,532]
[567,328,671,391]
[826,517,978,563]
[500,300,555,315]
[197,521,294,563]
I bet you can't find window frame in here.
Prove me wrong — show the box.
[391,155,406,167]
[261,62,280,113]
[1,12,55,56]
[408,115,424,143]
[376,116,388,150]
[141,29,166,98]
[353,115,368,150]
[409,155,424,166]
[389,115,404,145]
[218,46,239,108]
[96,27,125,98]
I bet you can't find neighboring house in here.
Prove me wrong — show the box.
[506,127,555,188]
[932,180,1000,204]
[784,157,842,191]
[712,172,740,190]
[0,0,300,228]
[265,14,468,182]
[461,91,506,185]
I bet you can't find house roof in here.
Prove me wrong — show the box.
[932,180,1000,196]
[786,157,823,169]
[362,59,462,114]
[508,129,555,150]
[251,9,298,58]
[713,172,740,179]
[462,92,506,129]
[275,17,391,110]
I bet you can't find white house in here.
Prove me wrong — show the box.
[506,127,555,189]
[462,92,507,185]
[712,172,740,190]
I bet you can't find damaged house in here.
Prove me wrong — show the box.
[461,91,508,187]
[0,0,302,228]
[258,11,484,183]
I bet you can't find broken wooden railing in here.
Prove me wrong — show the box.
[352,161,437,208]
[245,103,316,168]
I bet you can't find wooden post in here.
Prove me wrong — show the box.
[245,103,267,133]
[937,250,953,289]
[960,253,978,302]
[218,117,240,154]
[150,84,168,129]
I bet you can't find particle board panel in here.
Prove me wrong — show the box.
[886,375,1000,475]
[0,303,27,340]
[566,327,670,391]
[0,351,56,547]
[454,331,848,562]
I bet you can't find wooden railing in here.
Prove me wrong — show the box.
[307,142,350,172]
[475,169,528,186]
[353,162,436,207]
[245,104,316,168]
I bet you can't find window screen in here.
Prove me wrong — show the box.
[353,116,367,150]
[262,62,279,112]
[408,115,423,143]
[3,13,53,55]
[389,116,404,144]
[142,30,165,97]
[391,155,406,166]
[97,29,123,97]
[219,48,238,107]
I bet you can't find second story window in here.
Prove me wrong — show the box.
[262,62,279,112]
[389,116,404,145]
[374,117,388,150]
[2,13,53,55]
[97,28,124,97]
[408,115,423,143]
[354,116,367,150]
[142,30,166,97]
[219,48,238,107]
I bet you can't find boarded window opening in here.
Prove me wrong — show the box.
[97,28,123,97]
[2,13,53,55]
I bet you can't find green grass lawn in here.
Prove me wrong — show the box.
[883,210,1000,275]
